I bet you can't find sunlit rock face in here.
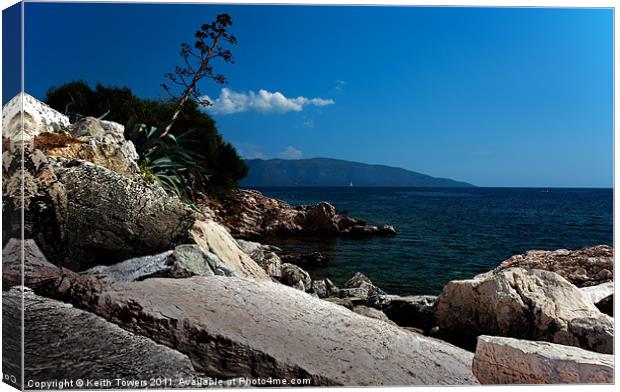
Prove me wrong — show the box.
[472,335,614,384]
[436,268,614,354]
[2,93,70,141]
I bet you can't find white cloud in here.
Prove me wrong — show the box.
[202,88,335,115]
[302,119,315,128]
[334,80,345,91]
[279,146,303,160]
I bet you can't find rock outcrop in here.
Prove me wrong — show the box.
[4,255,477,386]
[48,158,196,271]
[472,335,614,384]
[279,263,312,291]
[2,141,195,271]
[47,116,140,177]
[310,278,339,298]
[236,239,283,278]
[339,272,386,299]
[2,93,70,140]
[208,189,396,240]
[2,94,139,177]
[190,220,269,280]
[46,273,478,385]
[84,244,238,283]
[3,288,203,387]
[495,245,613,287]
[2,95,269,279]
[2,239,77,291]
[436,268,613,353]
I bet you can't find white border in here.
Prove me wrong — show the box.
[0,1,617,392]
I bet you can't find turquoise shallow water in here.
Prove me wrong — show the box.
[252,187,613,295]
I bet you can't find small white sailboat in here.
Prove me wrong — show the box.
[349,181,354,187]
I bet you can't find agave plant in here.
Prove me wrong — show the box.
[128,121,210,204]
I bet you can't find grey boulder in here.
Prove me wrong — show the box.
[84,244,238,283]
[236,239,283,278]
[3,151,196,271]
[310,278,339,298]
[339,272,385,299]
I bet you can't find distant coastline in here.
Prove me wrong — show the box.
[241,157,475,188]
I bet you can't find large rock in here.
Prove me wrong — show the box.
[2,239,73,291]
[472,335,613,384]
[2,95,138,177]
[2,148,70,261]
[7,260,477,386]
[49,159,196,271]
[2,141,196,271]
[2,95,268,279]
[3,153,266,279]
[43,273,477,385]
[208,189,396,240]
[279,263,312,291]
[3,288,202,387]
[236,239,283,278]
[581,282,614,316]
[339,272,386,299]
[2,148,266,279]
[436,268,613,353]
[84,244,238,283]
[495,245,613,287]
[310,278,339,298]
[2,93,70,141]
[2,239,56,287]
[47,116,140,177]
[366,294,437,332]
[190,220,269,280]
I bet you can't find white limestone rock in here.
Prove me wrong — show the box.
[436,268,613,353]
[473,335,613,384]
[581,281,614,303]
[2,93,70,141]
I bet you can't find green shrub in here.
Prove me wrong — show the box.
[45,81,247,197]
[129,123,209,203]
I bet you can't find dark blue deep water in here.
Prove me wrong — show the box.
[253,187,613,295]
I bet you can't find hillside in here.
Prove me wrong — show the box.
[241,158,474,187]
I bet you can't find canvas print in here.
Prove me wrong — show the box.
[1,1,614,389]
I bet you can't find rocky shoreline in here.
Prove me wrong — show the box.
[2,94,614,386]
[205,188,397,239]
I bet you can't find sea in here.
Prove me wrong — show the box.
[252,187,613,296]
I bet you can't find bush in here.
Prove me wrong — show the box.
[45,81,247,197]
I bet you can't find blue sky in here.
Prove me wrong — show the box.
[21,3,613,187]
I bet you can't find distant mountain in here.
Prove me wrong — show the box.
[241,158,474,187]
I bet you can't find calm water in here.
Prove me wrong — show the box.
[253,187,613,295]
